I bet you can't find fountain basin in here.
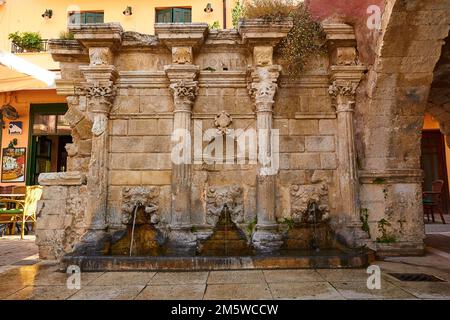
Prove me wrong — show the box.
[60,249,374,272]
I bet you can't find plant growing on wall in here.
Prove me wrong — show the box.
[232,0,244,29]
[8,31,43,52]
[360,208,371,237]
[59,31,75,40]
[376,218,396,243]
[246,216,257,238]
[209,21,221,30]
[242,0,326,77]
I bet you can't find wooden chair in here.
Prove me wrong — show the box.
[0,186,43,239]
[423,179,447,224]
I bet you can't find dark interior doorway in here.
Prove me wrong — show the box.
[27,104,72,186]
[421,129,449,213]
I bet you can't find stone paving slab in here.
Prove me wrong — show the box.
[68,285,145,300]
[136,284,206,300]
[149,271,209,285]
[0,236,38,267]
[204,283,273,300]
[263,270,324,283]
[89,271,155,286]
[331,281,417,300]
[269,282,344,300]
[208,270,265,284]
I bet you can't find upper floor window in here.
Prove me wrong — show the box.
[156,7,192,23]
[68,11,104,25]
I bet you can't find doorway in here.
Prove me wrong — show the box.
[421,129,449,213]
[26,104,72,185]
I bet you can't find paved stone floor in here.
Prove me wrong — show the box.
[0,234,450,300]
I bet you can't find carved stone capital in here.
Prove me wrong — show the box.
[169,79,199,111]
[328,80,358,97]
[248,66,281,111]
[328,80,359,110]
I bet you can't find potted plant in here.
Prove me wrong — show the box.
[8,31,44,52]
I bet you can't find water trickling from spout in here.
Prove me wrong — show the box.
[308,202,320,252]
[129,204,140,257]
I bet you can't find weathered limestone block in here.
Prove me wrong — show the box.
[36,172,87,260]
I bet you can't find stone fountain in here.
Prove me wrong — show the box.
[35,20,374,271]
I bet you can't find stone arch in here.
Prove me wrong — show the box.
[357,0,450,255]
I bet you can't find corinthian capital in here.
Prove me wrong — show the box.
[248,66,281,110]
[85,83,116,99]
[328,80,358,98]
[169,79,199,109]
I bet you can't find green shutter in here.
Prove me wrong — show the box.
[173,8,191,23]
[84,12,104,24]
[156,8,172,23]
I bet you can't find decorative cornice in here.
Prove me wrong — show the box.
[69,23,123,50]
[359,170,423,184]
[155,23,208,48]
[38,171,87,186]
[238,18,293,45]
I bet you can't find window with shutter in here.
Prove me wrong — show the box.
[68,11,104,25]
[156,7,191,23]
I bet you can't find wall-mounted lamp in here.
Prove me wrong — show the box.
[204,3,213,13]
[123,6,132,16]
[42,9,53,20]
[0,104,19,129]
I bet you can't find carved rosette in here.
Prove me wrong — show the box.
[290,183,330,223]
[121,187,160,225]
[169,79,199,111]
[205,185,244,226]
[214,111,233,134]
[328,80,359,111]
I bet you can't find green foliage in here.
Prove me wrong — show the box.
[246,216,257,237]
[8,31,43,51]
[59,31,75,40]
[373,178,386,184]
[243,0,296,20]
[209,21,221,30]
[360,208,370,237]
[376,218,396,243]
[232,0,244,29]
[203,66,216,72]
[242,1,326,77]
[279,217,295,230]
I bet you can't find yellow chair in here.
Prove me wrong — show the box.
[0,186,43,239]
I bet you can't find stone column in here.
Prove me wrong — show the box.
[249,65,283,252]
[69,24,122,255]
[238,19,292,252]
[166,69,199,252]
[328,67,368,247]
[156,23,208,253]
